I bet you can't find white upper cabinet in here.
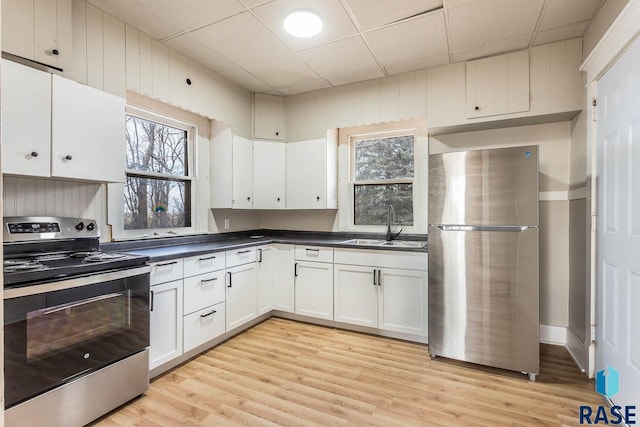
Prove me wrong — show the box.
[210,124,253,209]
[286,130,338,210]
[2,0,72,70]
[232,135,254,209]
[1,59,52,177]
[253,141,286,209]
[466,50,530,119]
[254,93,284,141]
[51,74,126,182]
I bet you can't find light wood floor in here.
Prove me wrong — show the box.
[92,318,603,426]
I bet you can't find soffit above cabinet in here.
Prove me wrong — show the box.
[86,0,607,96]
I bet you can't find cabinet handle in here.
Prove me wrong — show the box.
[63,155,72,161]
[30,151,38,157]
[277,197,281,202]
[247,196,251,201]
[198,256,216,261]
[150,290,154,312]
[373,269,377,286]
[200,309,217,318]
[186,78,192,85]
[52,49,59,55]
[201,277,218,284]
[237,249,251,254]
[305,248,320,253]
[378,269,382,286]
[474,106,480,111]
[316,196,320,201]
[156,261,178,267]
[294,262,298,277]
[227,271,232,287]
[258,248,263,263]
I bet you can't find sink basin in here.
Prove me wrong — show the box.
[379,240,427,248]
[341,239,386,246]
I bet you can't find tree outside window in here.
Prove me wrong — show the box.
[124,115,192,230]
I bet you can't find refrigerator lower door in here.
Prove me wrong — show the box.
[428,225,539,375]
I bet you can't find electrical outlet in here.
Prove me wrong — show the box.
[224,219,230,230]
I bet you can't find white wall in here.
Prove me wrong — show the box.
[583,0,630,58]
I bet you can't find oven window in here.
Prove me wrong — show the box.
[26,291,131,360]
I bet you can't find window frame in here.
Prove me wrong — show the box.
[114,105,197,238]
[348,128,418,231]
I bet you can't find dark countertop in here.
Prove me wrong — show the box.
[101,230,427,263]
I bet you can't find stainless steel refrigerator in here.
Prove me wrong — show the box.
[428,145,539,380]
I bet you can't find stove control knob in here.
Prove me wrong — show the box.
[86,223,96,232]
[75,221,85,231]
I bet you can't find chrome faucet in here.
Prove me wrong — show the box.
[386,205,403,241]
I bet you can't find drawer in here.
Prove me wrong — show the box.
[183,252,225,278]
[334,248,427,271]
[184,270,226,315]
[183,302,225,352]
[295,245,333,263]
[150,259,184,286]
[226,247,257,268]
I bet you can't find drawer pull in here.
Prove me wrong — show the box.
[198,256,217,261]
[227,272,232,287]
[156,261,178,267]
[378,269,382,286]
[236,250,251,254]
[201,277,218,284]
[200,309,217,318]
[294,262,298,277]
[305,248,320,253]
[373,269,377,286]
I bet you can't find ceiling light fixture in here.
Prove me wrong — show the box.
[283,9,323,38]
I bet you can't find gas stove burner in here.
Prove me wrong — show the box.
[82,252,128,263]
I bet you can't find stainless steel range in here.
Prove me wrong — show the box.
[3,216,151,427]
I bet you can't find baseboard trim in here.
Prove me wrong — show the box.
[540,324,567,345]
[566,328,589,374]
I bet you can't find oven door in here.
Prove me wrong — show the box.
[3,266,150,408]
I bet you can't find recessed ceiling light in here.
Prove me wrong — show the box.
[283,10,323,38]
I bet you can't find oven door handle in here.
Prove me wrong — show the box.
[43,292,125,315]
[3,266,151,299]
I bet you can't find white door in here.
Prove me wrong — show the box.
[256,246,274,315]
[333,264,378,328]
[225,263,257,331]
[379,268,428,337]
[253,141,286,209]
[232,136,253,209]
[150,280,183,369]
[595,35,640,408]
[295,261,333,320]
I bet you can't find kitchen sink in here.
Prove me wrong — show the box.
[340,239,386,246]
[379,240,427,248]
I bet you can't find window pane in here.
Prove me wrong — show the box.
[126,115,188,176]
[124,176,191,230]
[354,135,414,181]
[354,183,413,226]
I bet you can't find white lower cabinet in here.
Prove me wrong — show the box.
[256,245,275,315]
[333,264,378,328]
[183,302,226,352]
[378,268,428,336]
[273,244,295,312]
[225,261,257,331]
[294,246,334,320]
[182,267,226,352]
[150,279,183,369]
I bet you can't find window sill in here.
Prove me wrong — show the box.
[110,231,210,242]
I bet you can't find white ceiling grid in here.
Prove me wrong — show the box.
[87,0,606,95]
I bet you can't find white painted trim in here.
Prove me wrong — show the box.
[566,328,590,376]
[540,324,567,345]
[539,187,587,201]
[581,0,640,83]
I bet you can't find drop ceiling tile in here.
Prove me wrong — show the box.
[87,0,182,39]
[242,54,330,95]
[136,0,244,33]
[163,34,237,72]
[298,36,384,86]
[538,0,603,31]
[242,0,275,8]
[253,0,358,51]
[533,21,589,46]
[447,0,544,51]
[217,66,277,93]
[366,12,448,69]
[385,53,450,75]
[443,0,477,8]
[346,0,443,31]
[451,34,530,62]
[189,12,291,66]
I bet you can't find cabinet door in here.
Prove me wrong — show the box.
[256,246,274,315]
[1,59,51,177]
[210,125,233,208]
[333,264,378,328]
[253,141,286,209]
[232,135,253,209]
[150,280,183,369]
[51,75,126,182]
[466,50,529,119]
[183,270,225,315]
[254,93,284,141]
[286,139,327,209]
[273,244,295,313]
[225,263,257,331]
[295,261,333,320]
[378,268,428,337]
[183,302,225,352]
[2,0,34,61]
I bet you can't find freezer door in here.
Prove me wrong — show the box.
[429,146,539,226]
[428,225,539,375]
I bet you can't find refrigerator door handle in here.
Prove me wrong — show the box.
[432,225,537,232]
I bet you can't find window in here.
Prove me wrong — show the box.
[124,112,194,231]
[351,132,415,226]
